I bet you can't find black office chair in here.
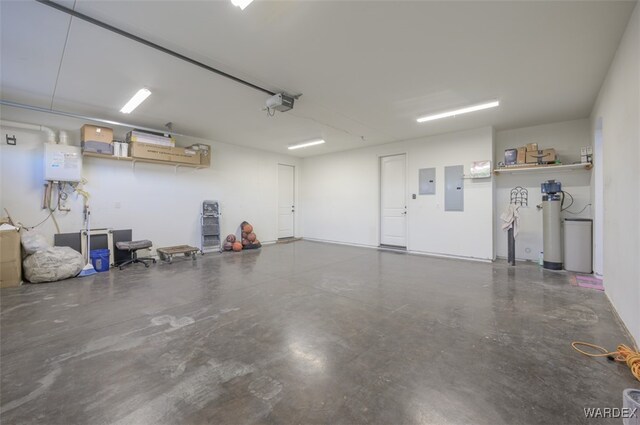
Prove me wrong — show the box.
[116,240,156,269]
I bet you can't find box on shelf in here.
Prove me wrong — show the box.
[199,149,211,167]
[526,143,538,151]
[81,125,113,144]
[0,227,22,288]
[113,141,129,158]
[187,144,211,167]
[130,142,173,162]
[131,142,201,165]
[517,147,527,164]
[171,147,201,165]
[581,154,592,164]
[82,140,113,155]
[126,130,175,147]
[504,148,518,165]
[525,148,557,164]
[581,146,593,156]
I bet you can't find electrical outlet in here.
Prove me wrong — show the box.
[114,202,121,209]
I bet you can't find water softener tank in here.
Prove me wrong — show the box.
[542,194,563,269]
[541,180,563,270]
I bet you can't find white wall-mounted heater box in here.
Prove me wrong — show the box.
[44,143,82,182]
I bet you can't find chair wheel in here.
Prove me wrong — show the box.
[119,266,124,270]
[152,259,157,263]
[145,263,149,268]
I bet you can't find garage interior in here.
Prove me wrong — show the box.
[1,1,639,424]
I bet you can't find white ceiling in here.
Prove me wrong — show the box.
[1,0,636,157]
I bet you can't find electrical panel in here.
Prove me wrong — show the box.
[444,165,464,211]
[44,143,82,182]
[419,168,436,195]
[201,200,220,253]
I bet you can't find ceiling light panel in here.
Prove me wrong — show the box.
[288,139,325,150]
[417,100,500,123]
[120,88,151,114]
[231,0,254,10]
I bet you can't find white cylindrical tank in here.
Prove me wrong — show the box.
[543,194,563,270]
[564,219,593,273]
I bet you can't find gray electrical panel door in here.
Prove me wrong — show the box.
[419,168,436,195]
[444,165,464,211]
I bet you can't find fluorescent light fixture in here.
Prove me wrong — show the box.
[120,88,151,114]
[288,139,325,150]
[231,0,254,10]
[416,100,500,123]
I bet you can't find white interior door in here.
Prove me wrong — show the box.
[380,154,407,247]
[278,164,295,239]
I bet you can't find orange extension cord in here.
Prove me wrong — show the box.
[572,341,640,381]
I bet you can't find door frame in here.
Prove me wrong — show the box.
[277,163,296,239]
[593,118,603,277]
[378,152,409,248]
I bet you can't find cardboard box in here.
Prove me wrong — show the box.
[187,144,211,167]
[170,148,201,165]
[82,140,113,155]
[130,142,173,162]
[526,148,557,164]
[517,147,527,164]
[199,149,211,167]
[81,125,113,144]
[526,143,538,151]
[0,229,22,288]
[131,143,201,165]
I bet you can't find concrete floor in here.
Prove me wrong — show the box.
[0,240,636,424]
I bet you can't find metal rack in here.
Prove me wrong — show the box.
[201,200,221,253]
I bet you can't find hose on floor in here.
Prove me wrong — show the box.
[572,341,640,381]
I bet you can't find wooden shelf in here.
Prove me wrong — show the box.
[83,152,133,161]
[83,152,207,169]
[493,163,592,175]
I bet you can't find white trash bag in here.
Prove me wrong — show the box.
[23,247,85,283]
[21,230,50,255]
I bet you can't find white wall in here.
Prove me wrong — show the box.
[301,127,494,260]
[494,119,593,261]
[0,117,301,252]
[590,2,639,343]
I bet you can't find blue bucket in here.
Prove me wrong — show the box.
[90,249,110,272]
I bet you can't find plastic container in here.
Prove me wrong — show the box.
[623,389,640,425]
[564,218,593,273]
[90,249,110,272]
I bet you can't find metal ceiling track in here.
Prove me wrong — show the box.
[35,0,277,97]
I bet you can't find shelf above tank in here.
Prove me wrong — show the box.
[493,163,592,175]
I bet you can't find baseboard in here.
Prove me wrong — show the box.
[302,237,380,250]
[302,237,493,263]
[495,255,538,263]
[407,250,493,263]
[604,291,639,348]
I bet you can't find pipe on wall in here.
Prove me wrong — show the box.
[0,119,57,143]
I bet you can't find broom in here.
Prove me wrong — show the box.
[78,205,96,277]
